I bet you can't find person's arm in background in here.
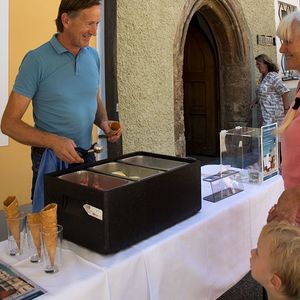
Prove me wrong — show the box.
[1,91,83,163]
[282,92,290,114]
[250,98,258,109]
[267,185,300,224]
[94,90,122,143]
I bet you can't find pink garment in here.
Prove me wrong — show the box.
[281,104,300,189]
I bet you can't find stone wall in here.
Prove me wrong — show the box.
[117,0,184,155]
[117,0,278,156]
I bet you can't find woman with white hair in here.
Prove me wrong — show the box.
[277,10,300,190]
[268,10,300,224]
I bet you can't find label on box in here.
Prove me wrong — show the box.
[83,204,103,220]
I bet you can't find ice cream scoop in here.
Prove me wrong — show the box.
[88,143,103,154]
[76,143,103,158]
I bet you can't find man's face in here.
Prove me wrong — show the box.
[250,233,274,287]
[280,22,300,72]
[63,5,101,49]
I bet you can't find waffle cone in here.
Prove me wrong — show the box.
[3,196,21,249]
[110,121,120,134]
[41,203,57,227]
[44,230,57,266]
[7,218,21,249]
[41,203,58,266]
[3,196,19,218]
[27,213,41,256]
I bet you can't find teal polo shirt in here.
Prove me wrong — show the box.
[13,34,100,149]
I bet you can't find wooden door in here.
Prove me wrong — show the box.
[183,18,219,156]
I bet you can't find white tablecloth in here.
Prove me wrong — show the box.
[0,167,284,300]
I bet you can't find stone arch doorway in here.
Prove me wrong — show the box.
[174,0,253,157]
[183,12,219,157]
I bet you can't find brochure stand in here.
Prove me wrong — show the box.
[203,170,244,203]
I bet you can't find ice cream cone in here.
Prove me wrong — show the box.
[41,203,57,224]
[41,203,58,266]
[3,196,19,217]
[3,196,21,249]
[110,121,120,134]
[6,218,21,250]
[43,229,58,267]
[27,212,41,257]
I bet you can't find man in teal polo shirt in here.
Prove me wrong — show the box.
[1,0,121,199]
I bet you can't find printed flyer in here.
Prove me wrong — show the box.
[261,123,278,181]
[0,259,46,300]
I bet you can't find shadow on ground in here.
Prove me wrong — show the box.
[217,272,264,300]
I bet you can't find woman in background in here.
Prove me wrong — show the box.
[252,54,290,126]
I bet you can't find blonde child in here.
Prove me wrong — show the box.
[250,221,300,300]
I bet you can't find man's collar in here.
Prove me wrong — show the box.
[50,34,68,54]
[50,34,87,56]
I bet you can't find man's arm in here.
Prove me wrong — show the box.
[94,91,122,142]
[1,91,83,163]
[94,91,108,128]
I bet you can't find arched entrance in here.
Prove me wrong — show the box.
[183,13,219,157]
[174,0,253,157]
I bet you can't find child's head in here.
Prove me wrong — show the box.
[250,221,300,300]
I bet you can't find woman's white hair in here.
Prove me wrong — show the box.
[276,11,300,135]
[277,10,300,41]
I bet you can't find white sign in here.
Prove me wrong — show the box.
[0,0,9,146]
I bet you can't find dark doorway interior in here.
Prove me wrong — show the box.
[183,13,220,163]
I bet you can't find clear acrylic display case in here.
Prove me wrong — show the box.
[203,170,244,202]
[220,125,279,184]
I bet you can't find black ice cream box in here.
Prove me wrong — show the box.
[44,151,201,254]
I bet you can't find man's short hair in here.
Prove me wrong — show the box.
[55,0,101,32]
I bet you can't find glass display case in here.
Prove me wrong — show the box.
[220,124,279,184]
[203,170,244,202]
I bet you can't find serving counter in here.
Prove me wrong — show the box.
[0,165,284,300]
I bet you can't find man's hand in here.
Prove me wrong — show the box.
[50,136,84,164]
[101,120,122,143]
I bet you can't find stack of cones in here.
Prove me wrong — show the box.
[3,196,21,250]
[27,212,41,258]
[41,203,58,267]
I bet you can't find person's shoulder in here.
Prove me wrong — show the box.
[23,40,52,62]
[268,71,280,78]
[85,46,100,63]
[32,40,53,55]
[85,46,98,56]
[267,71,285,83]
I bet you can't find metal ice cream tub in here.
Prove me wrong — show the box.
[118,155,188,171]
[58,170,131,190]
[88,162,164,181]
